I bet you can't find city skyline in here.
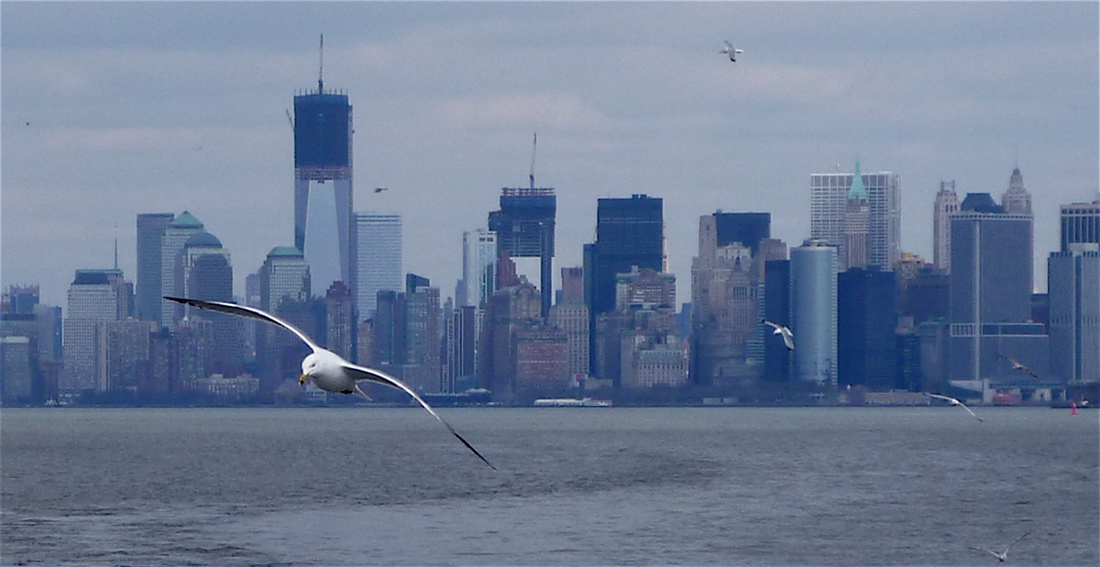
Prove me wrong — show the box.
[3,2,1097,306]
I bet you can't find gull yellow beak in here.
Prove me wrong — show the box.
[299,374,308,386]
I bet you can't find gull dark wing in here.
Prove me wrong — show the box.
[164,296,321,352]
[340,361,496,470]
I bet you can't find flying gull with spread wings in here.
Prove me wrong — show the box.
[761,319,794,351]
[924,392,983,422]
[164,296,495,469]
[721,41,743,62]
[971,530,1031,562]
[998,354,1039,378]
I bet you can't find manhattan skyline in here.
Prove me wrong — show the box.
[2,2,1097,306]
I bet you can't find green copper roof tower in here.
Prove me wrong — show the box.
[848,158,868,200]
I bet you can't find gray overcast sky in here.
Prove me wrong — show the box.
[2,1,1097,307]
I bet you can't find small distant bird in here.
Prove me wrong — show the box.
[163,296,495,470]
[972,530,1031,562]
[374,187,388,193]
[924,392,983,422]
[761,319,794,351]
[999,354,1039,378]
[721,41,743,62]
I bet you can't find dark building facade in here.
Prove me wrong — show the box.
[1048,250,1099,382]
[713,212,771,255]
[837,268,899,390]
[585,195,664,380]
[763,259,791,383]
[488,187,556,317]
[949,194,1046,380]
[899,268,949,325]
[590,195,664,316]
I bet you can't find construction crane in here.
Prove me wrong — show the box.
[318,34,324,93]
[529,132,537,190]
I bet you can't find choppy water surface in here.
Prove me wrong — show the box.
[2,407,1097,566]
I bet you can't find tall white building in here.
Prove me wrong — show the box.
[258,246,310,389]
[352,212,402,321]
[260,247,311,315]
[933,181,960,273]
[790,240,838,386]
[61,269,130,397]
[462,229,498,309]
[159,211,204,329]
[811,161,900,271]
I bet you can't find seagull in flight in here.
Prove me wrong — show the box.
[761,319,794,351]
[924,392,983,422]
[972,530,1031,562]
[164,296,495,469]
[721,41,743,62]
[998,354,1039,378]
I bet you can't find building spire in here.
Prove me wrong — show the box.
[848,158,867,199]
[1003,165,1032,214]
[318,34,324,94]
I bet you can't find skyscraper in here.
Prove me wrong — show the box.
[949,193,1046,380]
[445,305,477,391]
[1048,200,1099,382]
[258,246,310,389]
[790,240,838,386]
[181,231,242,374]
[136,212,174,322]
[590,194,664,316]
[61,269,131,397]
[1,336,33,403]
[557,263,594,380]
[1048,250,1099,382]
[810,161,900,271]
[159,211,204,329]
[401,274,441,394]
[837,267,898,389]
[692,212,770,383]
[1059,200,1099,252]
[844,164,870,270]
[352,212,402,320]
[462,228,498,309]
[104,318,155,392]
[294,60,353,296]
[488,186,556,317]
[950,194,1032,323]
[933,181,960,273]
[705,212,771,256]
[325,281,354,361]
[763,259,792,383]
[1001,167,1033,214]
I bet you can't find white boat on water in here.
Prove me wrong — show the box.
[533,398,612,407]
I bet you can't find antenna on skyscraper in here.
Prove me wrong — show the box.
[529,132,537,190]
[113,224,119,270]
[318,34,325,93]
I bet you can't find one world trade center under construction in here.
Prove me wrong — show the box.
[293,38,353,296]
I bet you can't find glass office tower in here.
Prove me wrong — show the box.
[294,78,353,297]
